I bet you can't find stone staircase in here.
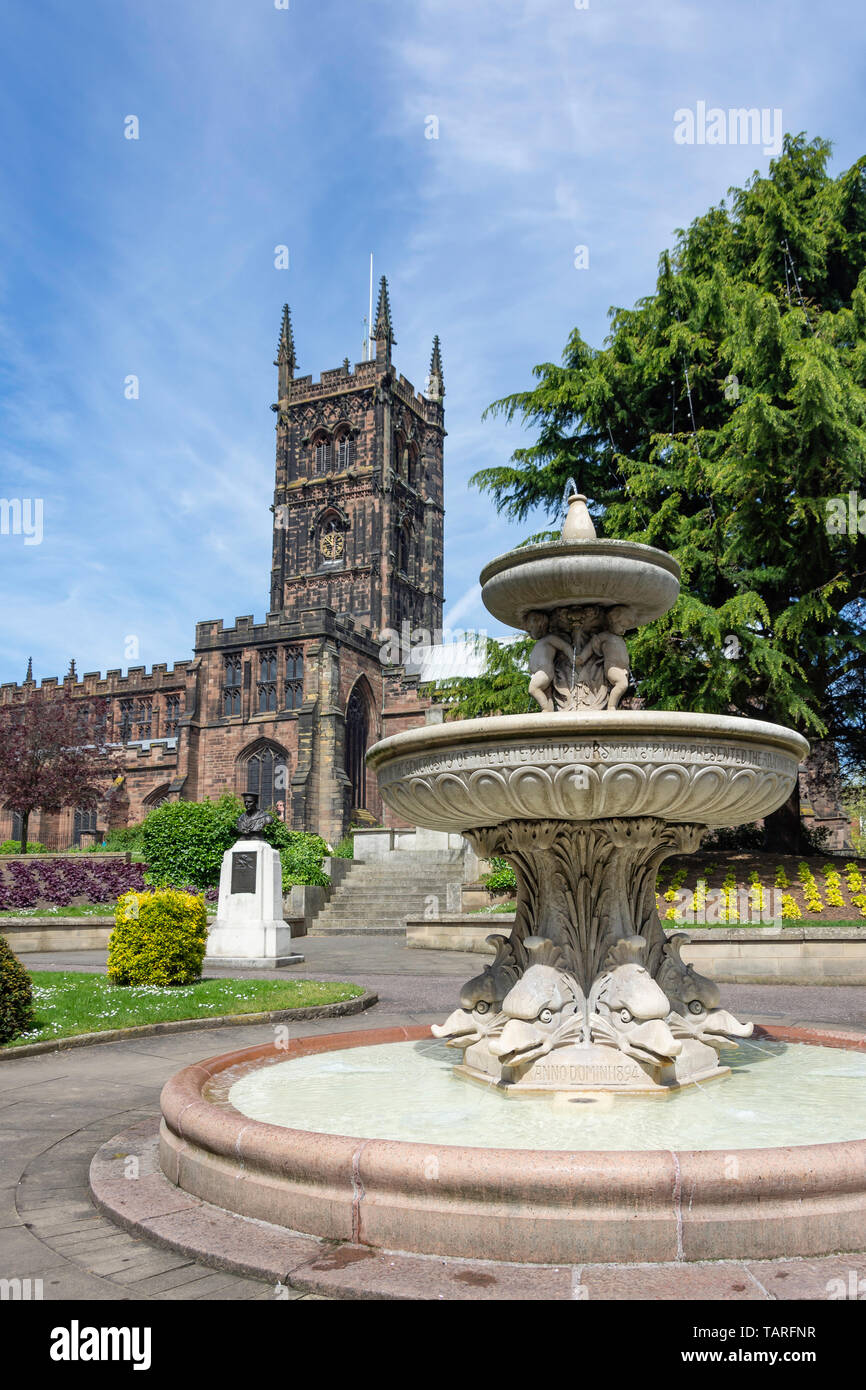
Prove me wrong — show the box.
[309,852,465,936]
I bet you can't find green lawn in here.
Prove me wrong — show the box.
[0,904,115,919]
[3,972,365,1048]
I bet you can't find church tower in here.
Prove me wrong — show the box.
[268,279,445,637]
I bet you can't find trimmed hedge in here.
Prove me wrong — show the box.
[141,795,241,888]
[140,793,330,890]
[107,889,208,986]
[0,935,35,1042]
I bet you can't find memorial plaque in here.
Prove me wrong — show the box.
[231,851,257,895]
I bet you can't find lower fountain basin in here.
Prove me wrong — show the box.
[159,1024,866,1265]
[366,710,809,831]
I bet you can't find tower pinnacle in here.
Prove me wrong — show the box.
[373,276,396,362]
[427,335,444,401]
[275,304,297,397]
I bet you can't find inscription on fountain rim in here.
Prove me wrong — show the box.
[383,740,795,780]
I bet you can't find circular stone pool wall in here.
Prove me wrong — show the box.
[159,1024,866,1266]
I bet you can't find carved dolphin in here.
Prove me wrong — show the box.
[593,952,683,1066]
[489,960,580,1067]
[431,935,520,1049]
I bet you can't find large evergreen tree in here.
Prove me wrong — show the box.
[460,135,866,849]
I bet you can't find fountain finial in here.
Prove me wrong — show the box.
[561,491,597,541]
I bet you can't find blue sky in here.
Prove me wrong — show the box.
[0,0,863,681]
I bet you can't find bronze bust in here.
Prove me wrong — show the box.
[235,792,273,839]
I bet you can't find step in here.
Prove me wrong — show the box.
[314,912,411,925]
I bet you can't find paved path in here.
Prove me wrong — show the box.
[21,937,866,1027]
[2,941,865,1300]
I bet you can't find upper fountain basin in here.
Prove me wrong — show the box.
[367,711,809,832]
[480,539,681,630]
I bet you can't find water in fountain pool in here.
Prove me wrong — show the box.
[227,1038,866,1152]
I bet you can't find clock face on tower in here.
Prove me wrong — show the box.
[320,528,344,561]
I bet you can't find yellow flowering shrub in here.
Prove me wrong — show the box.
[107,889,208,986]
[797,862,823,913]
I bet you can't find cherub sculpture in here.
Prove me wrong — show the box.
[574,605,636,710]
[526,610,574,713]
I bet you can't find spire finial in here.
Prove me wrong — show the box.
[427,334,444,401]
[373,276,396,360]
[275,304,296,394]
[24,656,33,683]
[66,658,77,681]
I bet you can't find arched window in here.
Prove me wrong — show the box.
[394,431,408,481]
[398,524,411,576]
[335,431,352,469]
[73,807,97,846]
[345,686,370,810]
[284,646,304,709]
[314,434,332,474]
[257,649,277,712]
[118,699,134,742]
[406,443,419,488]
[10,811,22,841]
[223,654,242,717]
[164,694,182,736]
[245,744,289,815]
[135,700,152,739]
[143,785,171,810]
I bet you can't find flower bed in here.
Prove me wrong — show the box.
[0,857,219,913]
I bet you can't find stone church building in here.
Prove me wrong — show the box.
[0,280,446,848]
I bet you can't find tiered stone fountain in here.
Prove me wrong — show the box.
[370,492,804,1096]
[139,492,866,1274]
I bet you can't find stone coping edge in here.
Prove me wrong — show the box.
[366,708,811,766]
[0,989,378,1059]
[89,1119,866,1298]
[406,915,866,940]
[155,1022,866,1266]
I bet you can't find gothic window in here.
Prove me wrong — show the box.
[314,435,333,473]
[164,694,182,736]
[11,811,22,841]
[136,700,152,739]
[118,699,134,742]
[345,686,369,810]
[143,785,171,810]
[284,646,304,709]
[398,524,411,576]
[246,745,288,813]
[223,655,242,717]
[318,513,344,566]
[394,431,408,481]
[257,649,278,713]
[73,807,98,846]
[406,443,418,488]
[335,432,352,468]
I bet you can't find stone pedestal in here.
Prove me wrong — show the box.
[206,839,304,968]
